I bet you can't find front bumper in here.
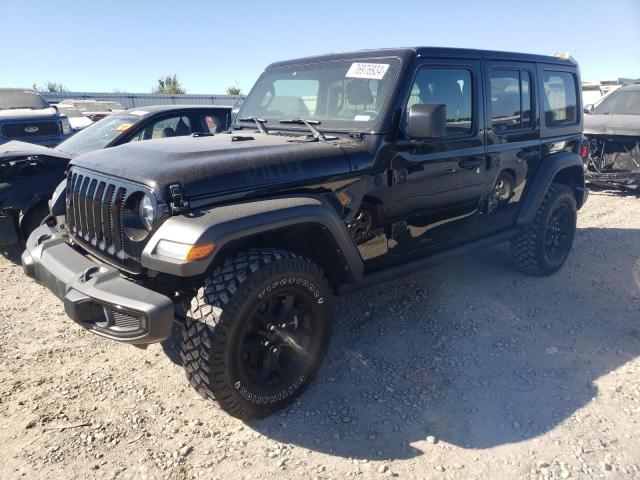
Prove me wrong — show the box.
[21,224,174,344]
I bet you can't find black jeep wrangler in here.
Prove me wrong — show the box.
[22,48,587,420]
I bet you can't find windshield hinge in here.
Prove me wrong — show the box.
[169,184,190,214]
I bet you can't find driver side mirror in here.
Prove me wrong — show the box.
[407,103,446,139]
[583,104,594,115]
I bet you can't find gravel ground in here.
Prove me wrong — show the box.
[1,188,639,480]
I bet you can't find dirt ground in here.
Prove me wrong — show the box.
[1,188,639,480]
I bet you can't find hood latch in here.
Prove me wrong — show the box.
[169,184,190,214]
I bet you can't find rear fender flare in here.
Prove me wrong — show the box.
[141,195,364,281]
[516,151,585,225]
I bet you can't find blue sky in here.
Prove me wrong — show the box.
[1,0,638,94]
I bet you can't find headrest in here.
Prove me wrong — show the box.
[346,79,374,106]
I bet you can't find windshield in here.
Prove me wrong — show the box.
[57,106,84,118]
[237,58,401,132]
[593,89,640,115]
[73,102,110,113]
[57,114,139,156]
[0,90,50,110]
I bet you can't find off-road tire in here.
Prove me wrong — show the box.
[181,248,332,420]
[511,183,577,276]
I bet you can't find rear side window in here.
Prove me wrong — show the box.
[490,69,533,131]
[202,112,228,133]
[149,116,192,139]
[406,68,473,137]
[543,71,577,126]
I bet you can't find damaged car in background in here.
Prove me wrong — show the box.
[1,105,232,247]
[584,83,640,192]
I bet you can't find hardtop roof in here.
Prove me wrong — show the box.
[267,47,577,69]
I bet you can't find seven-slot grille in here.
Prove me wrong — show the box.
[66,169,143,273]
[1,121,59,138]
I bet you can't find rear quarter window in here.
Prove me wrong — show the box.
[542,71,578,127]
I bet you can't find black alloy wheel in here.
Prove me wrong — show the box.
[239,290,318,389]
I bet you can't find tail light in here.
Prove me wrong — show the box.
[579,142,589,160]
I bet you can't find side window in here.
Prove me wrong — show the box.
[543,71,577,126]
[521,72,532,128]
[148,116,192,139]
[406,68,473,137]
[202,113,228,134]
[490,69,533,131]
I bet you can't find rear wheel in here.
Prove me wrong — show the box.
[181,248,332,420]
[511,184,577,276]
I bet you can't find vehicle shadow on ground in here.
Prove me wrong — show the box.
[587,183,640,197]
[1,245,24,264]
[243,227,640,460]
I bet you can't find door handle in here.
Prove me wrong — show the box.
[444,168,457,174]
[459,158,483,169]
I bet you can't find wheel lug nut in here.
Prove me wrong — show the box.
[271,347,278,354]
[263,341,269,347]
[268,324,275,331]
[280,323,287,328]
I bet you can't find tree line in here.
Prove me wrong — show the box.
[32,75,243,96]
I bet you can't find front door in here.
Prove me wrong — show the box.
[387,59,486,257]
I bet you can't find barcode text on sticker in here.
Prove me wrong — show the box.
[346,63,390,80]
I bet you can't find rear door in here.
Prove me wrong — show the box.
[387,58,486,256]
[482,60,540,231]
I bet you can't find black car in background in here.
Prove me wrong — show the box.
[0,104,232,246]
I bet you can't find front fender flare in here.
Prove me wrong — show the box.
[141,195,364,281]
[516,151,586,226]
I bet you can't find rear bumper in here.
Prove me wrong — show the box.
[22,224,174,344]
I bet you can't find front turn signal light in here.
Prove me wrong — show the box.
[155,240,215,261]
[186,243,216,261]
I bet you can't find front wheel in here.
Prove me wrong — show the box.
[511,184,577,276]
[181,248,332,420]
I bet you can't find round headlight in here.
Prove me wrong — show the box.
[139,194,155,230]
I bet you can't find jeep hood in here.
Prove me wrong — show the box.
[70,132,355,200]
[584,114,640,136]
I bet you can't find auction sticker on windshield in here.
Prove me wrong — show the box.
[346,63,390,80]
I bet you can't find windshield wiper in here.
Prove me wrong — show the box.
[279,118,336,141]
[238,116,269,134]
